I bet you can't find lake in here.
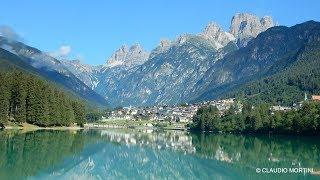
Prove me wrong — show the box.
[0,129,319,180]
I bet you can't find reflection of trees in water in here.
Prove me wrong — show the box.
[94,129,320,169]
[1,129,320,179]
[0,130,87,179]
[191,133,320,168]
[96,129,320,170]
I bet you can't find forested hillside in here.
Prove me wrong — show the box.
[225,41,320,105]
[0,42,108,107]
[0,70,86,127]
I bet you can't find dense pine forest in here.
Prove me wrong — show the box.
[0,70,86,127]
[191,101,320,135]
[225,41,320,106]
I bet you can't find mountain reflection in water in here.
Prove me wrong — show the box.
[0,129,319,179]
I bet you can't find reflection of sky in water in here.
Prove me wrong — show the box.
[35,130,237,179]
[1,129,319,180]
[49,142,235,179]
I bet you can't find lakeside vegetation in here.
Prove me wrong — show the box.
[0,70,86,128]
[191,101,320,135]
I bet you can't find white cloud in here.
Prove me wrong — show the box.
[49,45,72,59]
[59,45,71,57]
[0,25,23,41]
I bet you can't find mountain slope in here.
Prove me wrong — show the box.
[60,13,275,107]
[224,40,320,105]
[61,59,102,89]
[99,35,236,106]
[0,38,108,107]
[194,21,320,103]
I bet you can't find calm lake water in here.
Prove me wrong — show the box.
[0,129,319,180]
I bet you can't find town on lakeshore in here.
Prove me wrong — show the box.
[87,94,320,129]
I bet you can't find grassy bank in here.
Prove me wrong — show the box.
[3,122,83,130]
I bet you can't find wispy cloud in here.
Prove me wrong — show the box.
[0,25,23,41]
[49,45,72,59]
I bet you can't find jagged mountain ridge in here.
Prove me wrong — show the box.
[103,43,150,69]
[52,13,276,107]
[4,13,317,109]
[230,13,274,47]
[193,20,320,102]
[102,35,224,106]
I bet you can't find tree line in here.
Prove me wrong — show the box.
[0,70,86,127]
[191,133,320,176]
[191,101,320,135]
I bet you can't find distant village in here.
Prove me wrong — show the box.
[104,98,239,123]
[102,94,320,124]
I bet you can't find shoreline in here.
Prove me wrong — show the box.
[1,118,190,132]
[3,123,84,131]
[84,122,189,131]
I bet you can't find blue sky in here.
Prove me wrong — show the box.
[1,0,320,65]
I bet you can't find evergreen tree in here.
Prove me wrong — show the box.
[0,73,10,126]
[10,71,27,123]
[0,70,87,127]
[191,100,320,135]
[72,101,86,127]
[47,88,61,126]
[26,77,37,124]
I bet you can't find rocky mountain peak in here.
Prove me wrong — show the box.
[105,43,149,68]
[200,22,235,49]
[260,16,274,28]
[149,39,171,58]
[159,39,171,49]
[230,13,275,47]
[119,45,129,53]
[177,34,189,45]
[129,43,143,51]
[203,22,222,36]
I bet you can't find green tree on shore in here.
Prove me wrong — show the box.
[0,70,87,127]
[191,101,320,135]
[0,73,10,126]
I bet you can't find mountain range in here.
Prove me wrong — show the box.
[61,13,278,107]
[1,12,320,108]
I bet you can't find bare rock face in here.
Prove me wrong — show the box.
[149,39,171,58]
[104,43,149,68]
[200,22,235,49]
[159,39,171,49]
[59,13,279,107]
[230,13,274,47]
[62,59,101,89]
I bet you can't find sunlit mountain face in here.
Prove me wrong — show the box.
[60,13,276,107]
[59,17,320,108]
[1,129,319,179]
